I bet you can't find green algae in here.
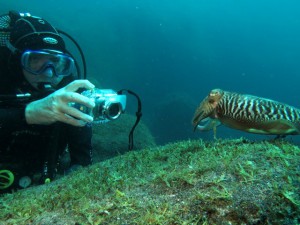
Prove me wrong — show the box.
[0,138,299,224]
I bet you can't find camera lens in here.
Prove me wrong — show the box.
[105,102,122,120]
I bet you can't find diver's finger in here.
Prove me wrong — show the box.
[60,113,88,127]
[61,92,95,108]
[60,104,94,123]
[64,80,95,92]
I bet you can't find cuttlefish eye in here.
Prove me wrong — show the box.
[211,90,220,96]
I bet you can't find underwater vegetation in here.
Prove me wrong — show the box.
[0,138,299,224]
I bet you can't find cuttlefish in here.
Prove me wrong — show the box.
[192,89,300,135]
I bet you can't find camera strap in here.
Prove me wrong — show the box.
[117,89,142,150]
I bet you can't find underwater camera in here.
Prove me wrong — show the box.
[72,88,126,124]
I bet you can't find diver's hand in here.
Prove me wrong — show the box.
[25,80,96,126]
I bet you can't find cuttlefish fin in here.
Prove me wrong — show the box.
[246,119,300,135]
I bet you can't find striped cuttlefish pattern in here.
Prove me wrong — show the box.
[192,89,300,135]
[219,91,300,123]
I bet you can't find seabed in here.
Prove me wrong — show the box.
[0,138,299,225]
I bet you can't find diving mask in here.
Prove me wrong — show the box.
[21,49,75,77]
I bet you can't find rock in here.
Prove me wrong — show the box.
[92,113,156,162]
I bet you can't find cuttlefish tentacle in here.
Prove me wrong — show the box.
[192,89,300,135]
[196,118,221,139]
[192,89,224,131]
[196,118,221,132]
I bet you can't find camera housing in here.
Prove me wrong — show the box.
[73,88,126,124]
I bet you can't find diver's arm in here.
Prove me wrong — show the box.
[0,107,27,133]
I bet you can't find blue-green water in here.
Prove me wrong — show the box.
[2,1,300,144]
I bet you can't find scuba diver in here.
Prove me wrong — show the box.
[0,11,96,193]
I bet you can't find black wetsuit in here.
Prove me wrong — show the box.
[0,47,93,193]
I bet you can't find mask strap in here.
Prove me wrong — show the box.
[5,40,18,53]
